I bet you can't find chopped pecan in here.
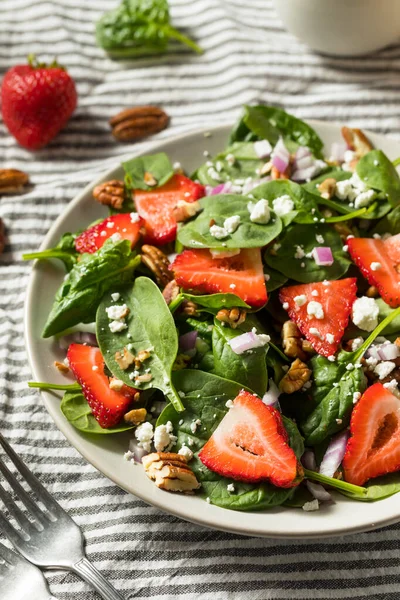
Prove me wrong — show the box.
[110,106,169,142]
[216,308,247,329]
[259,161,272,176]
[279,358,312,394]
[333,222,354,241]
[181,300,198,316]
[281,321,306,360]
[301,340,315,355]
[271,164,291,180]
[366,285,379,298]
[54,360,69,374]
[115,347,135,370]
[93,180,125,210]
[163,279,180,305]
[142,452,200,493]
[0,169,29,194]
[141,245,173,287]
[109,377,124,391]
[172,353,192,371]
[135,373,153,383]
[124,408,147,425]
[173,200,201,223]
[317,177,337,200]
[341,126,373,158]
[144,171,157,187]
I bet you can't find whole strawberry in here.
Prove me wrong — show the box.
[1,55,77,150]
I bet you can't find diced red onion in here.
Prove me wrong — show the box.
[179,330,198,352]
[377,343,400,361]
[272,138,290,173]
[365,346,381,360]
[330,142,347,162]
[228,331,261,354]
[262,379,280,407]
[294,155,314,171]
[301,449,317,471]
[208,182,233,196]
[312,246,334,266]
[254,139,272,159]
[306,481,334,504]
[319,430,349,478]
[295,146,312,161]
[58,332,98,350]
[128,439,149,463]
[291,166,317,182]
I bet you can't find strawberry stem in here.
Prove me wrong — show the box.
[28,382,81,391]
[353,306,400,363]
[168,294,184,314]
[27,54,64,70]
[304,468,367,496]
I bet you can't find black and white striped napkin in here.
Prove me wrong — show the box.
[1,1,400,598]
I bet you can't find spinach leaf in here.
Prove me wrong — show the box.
[96,277,184,412]
[182,292,250,311]
[42,240,141,338]
[263,266,288,292]
[23,232,78,271]
[339,472,400,502]
[265,223,351,283]
[61,391,134,434]
[357,150,400,208]
[158,370,302,511]
[373,204,400,236]
[177,194,282,249]
[95,0,202,58]
[185,317,214,339]
[211,320,268,395]
[249,179,323,225]
[196,142,265,187]
[230,105,324,158]
[123,152,174,191]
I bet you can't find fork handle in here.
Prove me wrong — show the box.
[72,557,125,600]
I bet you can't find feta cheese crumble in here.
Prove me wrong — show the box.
[109,320,127,333]
[294,294,307,307]
[111,292,120,302]
[153,421,177,452]
[294,245,305,259]
[226,483,235,493]
[325,333,335,344]
[106,304,129,321]
[210,224,229,240]
[307,301,324,320]
[370,262,382,271]
[302,499,319,512]
[248,199,271,224]
[110,232,122,243]
[225,399,234,408]
[374,361,396,380]
[272,195,294,217]
[190,419,202,434]
[224,215,241,234]
[130,212,140,223]
[351,296,379,332]
[178,445,194,461]
[309,327,322,339]
[134,422,154,453]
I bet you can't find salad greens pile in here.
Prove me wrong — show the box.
[26,104,400,513]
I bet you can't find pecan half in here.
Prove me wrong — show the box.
[317,177,337,200]
[141,245,173,287]
[216,307,247,329]
[142,452,200,493]
[0,169,29,194]
[163,279,180,305]
[281,321,307,361]
[279,358,312,394]
[93,180,125,210]
[110,106,169,142]
[341,127,373,158]
[181,300,198,316]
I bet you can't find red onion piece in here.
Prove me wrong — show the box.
[58,332,98,350]
[295,155,314,170]
[272,138,290,173]
[330,142,347,162]
[295,146,312,160]
[301,449,317,471]
[179,330,198,352]
[306,481,334,504]
[262,379,280,407]
[312,246,334,266]
[128,439,149,463]
[365,346,381,360]
[291,166,317,182]
[228,331,269,354]
[208,182,233,196]
[319,430,350,478]
[377,343,400,361]
[254,139,272,159]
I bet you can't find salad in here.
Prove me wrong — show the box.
[26,105,400,512]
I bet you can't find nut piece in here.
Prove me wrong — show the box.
[341,127,373,158]
[93,180,125,210]
[281,321,307,361]
[109,377,124,391]
[181,300,198,316]
[163,279,180,305]
[115,347,135,370]
[124,408,147,425]
[216,308,247,329]
[110,106,169,142]
[173,353,192,371]
[279,358,312,394]
[54,360,69,374]
[0,169,29,194]
[317,177,337,200]
[271,164,291,180]
[366,285,379,298]
[141,245,173,287]
[173,200,201,223]
[142,452,200,494]
[144,172,157,187]
[333,222,354,241]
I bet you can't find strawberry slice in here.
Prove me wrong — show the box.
[198,390,302,487]
[133,174,205,245]
[343,383,400,486]
[67,343,137,428]
[75,213,142,254]
[279,278,357,357]
[171,248,267,308]
[348,233,400,307]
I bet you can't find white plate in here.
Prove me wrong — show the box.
[25,121,400,538]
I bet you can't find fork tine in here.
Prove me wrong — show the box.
[0,510,25,546]
[0,541,18,565]
[0,455,48,526]
[0,433,62,516]
[0,482,41,537]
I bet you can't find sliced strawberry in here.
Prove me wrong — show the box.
[199,390,302,487]
[279,278,357,357]
[343,383,400,486]
[348,234,400,307]
[171,248,267,309]
[67,343,137,428]
[133,174,205,245]
[75,213,142,254]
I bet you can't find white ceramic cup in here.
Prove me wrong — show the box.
[273,0,400,56]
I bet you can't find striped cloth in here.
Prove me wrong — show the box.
[1,1,400,598]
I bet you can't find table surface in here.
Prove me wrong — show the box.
[1,1,400,599]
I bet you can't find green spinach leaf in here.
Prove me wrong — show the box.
[23,232,78,271]
[265,223,351,283]
[123,152,174,191]
[61,391,134,434]
[196,142,265,187]
[42,240,140,338]
[182,292,250,311]
[96,277,184,412]
[357,150,400,208]
[178,194,282,249]
[96,0,202,58]
[373,204,400,236]
[340,472,400,502]
[263,266,288,292]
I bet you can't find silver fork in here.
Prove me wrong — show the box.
[0,432,125,600]
[0,541,58,600]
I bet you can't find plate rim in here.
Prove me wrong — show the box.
[24,120,400,539]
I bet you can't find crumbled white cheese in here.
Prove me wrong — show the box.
[383,380,399,395]
[111,292,120,302]
[109,320,127,333]
[294,295,307,307]
[226,153,235,166]
[352,296,379,332]
[350,172,368,192]
[254,139,272,157]
[352,391,362,404]
[370,262,382,271]
[92,365,98,371]
[106,304,128,321]
[307,301,324,320]
[134,422,154,453]
[178,445,194,461]
[311,289,319,297]
[354,189,376,209]
[365,356,378,368]
[302,499,319,512]
[335,179,354,201]
[346,363,355,371]
[224,215,241,234]
[210,224,229,239]
[248,199,271,224]
[229,283,236,289]
[315,234,324,244]
[282,302,289,310]
[100,230,107,237]
[106,221,115,229]
[327,355,336,362]
[374,361,396,380]
[130,212,140,223]
[226,483,235,493]
[210,248,240,259]
[110,232,122,243]
[294,245,305,259]
[272,195,294,217]
[325,333,335,344]
[190,419,202,434]
[264,273,270,282]
[309,327,322,339]
[351,337,364,351]
[153,421,177,452]
[225,399,234,408]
